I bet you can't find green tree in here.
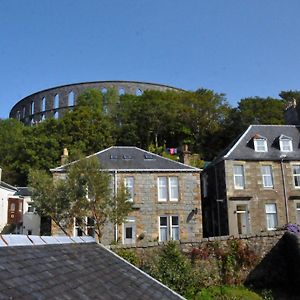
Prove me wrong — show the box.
[0,118,25,185]
[150,242,197,297]
[29,156,132,242]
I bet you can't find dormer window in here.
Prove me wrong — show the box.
[254,136,267,152]
[279,135,293,152]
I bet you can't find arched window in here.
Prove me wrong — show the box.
[68,91,75,106]
[54,94,59,109]
[119,88,125,96]
[54,111,59,119]
[42,97,46,111]
[31,101,35,115]
[136,89,143,96]
[101,88,107,94]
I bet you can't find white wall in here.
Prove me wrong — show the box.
[22,196,40,235]
[0,186,16,232]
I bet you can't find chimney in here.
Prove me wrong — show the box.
[182,144,191,165]
[61,148,69,165]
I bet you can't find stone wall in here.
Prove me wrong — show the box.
[9,80,183,125]
[111,230,285,261]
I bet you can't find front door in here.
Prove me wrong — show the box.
[123,218,136,245]
[236,205,250,234]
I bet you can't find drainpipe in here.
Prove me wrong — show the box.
[280,155,289,224]
[114,170,118,242]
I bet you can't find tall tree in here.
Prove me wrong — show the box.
[29,157,132,242]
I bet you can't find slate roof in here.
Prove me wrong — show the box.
[216,125,300,162]
[0,235,184,300]
[0,181,18,192]
[14,187,32,197]
[52,146,199,173]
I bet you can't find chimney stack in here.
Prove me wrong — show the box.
[182,144,191,165]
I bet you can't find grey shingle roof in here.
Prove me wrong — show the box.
[0,237,183,299]
[224,125,300,161]
[52,146,199,172]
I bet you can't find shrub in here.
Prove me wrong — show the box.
[114,249,140,266]
[195,285,262,300]
[149,241,198,297]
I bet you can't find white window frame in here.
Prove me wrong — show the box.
[124,177,134,202]
[73,217,95,237]
[159,215,180,242]
[292,165,300,188]
[233,165,245,190]
[254,138,267,152]
[158,177,179,202]
[158,177,168,202]
[169,177,179,202]
[261,165,274,188]
[265,204,278,230]
[27,202,36,213]
[280,138,293,152]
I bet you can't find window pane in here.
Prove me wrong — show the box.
[262,166,273,188]
[125,177,134,201]
[126,227,133,239]
[160,227,168,241]
[158,177,167,201]
[234,165,243,175]
[293,166,300,187]
[255,139,267,151]
[281,139,292,151]
[234,165,244,189]
[171,216,179,226]
[169,177,178,200]
[266,214,277,230]
[265,204,276,213]
[172,227,179,240]
[160,216,167,226]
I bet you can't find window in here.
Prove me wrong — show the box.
[159,216,180,242]
[74,217,95,237]
[296,203,300,224]
[158,177,168,201]
[233,165,245,189]
[10,203,15,212]
[158,177,179,201]
[292,165,300,188]
[27,202,36,213]
[171,216,179,240]
[254,138,267,152]
[169,177,179,201]
[261,165,274,188]
[280,138,293,152]
[124,177,134,202]
[265,204,278,230]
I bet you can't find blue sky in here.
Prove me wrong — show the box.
[1,1,300,119]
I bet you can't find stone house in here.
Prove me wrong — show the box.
[51,146,202,245]
[202,125,300,237]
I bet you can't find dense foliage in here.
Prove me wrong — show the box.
[0,88,286,186]
[116,240,263,299]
